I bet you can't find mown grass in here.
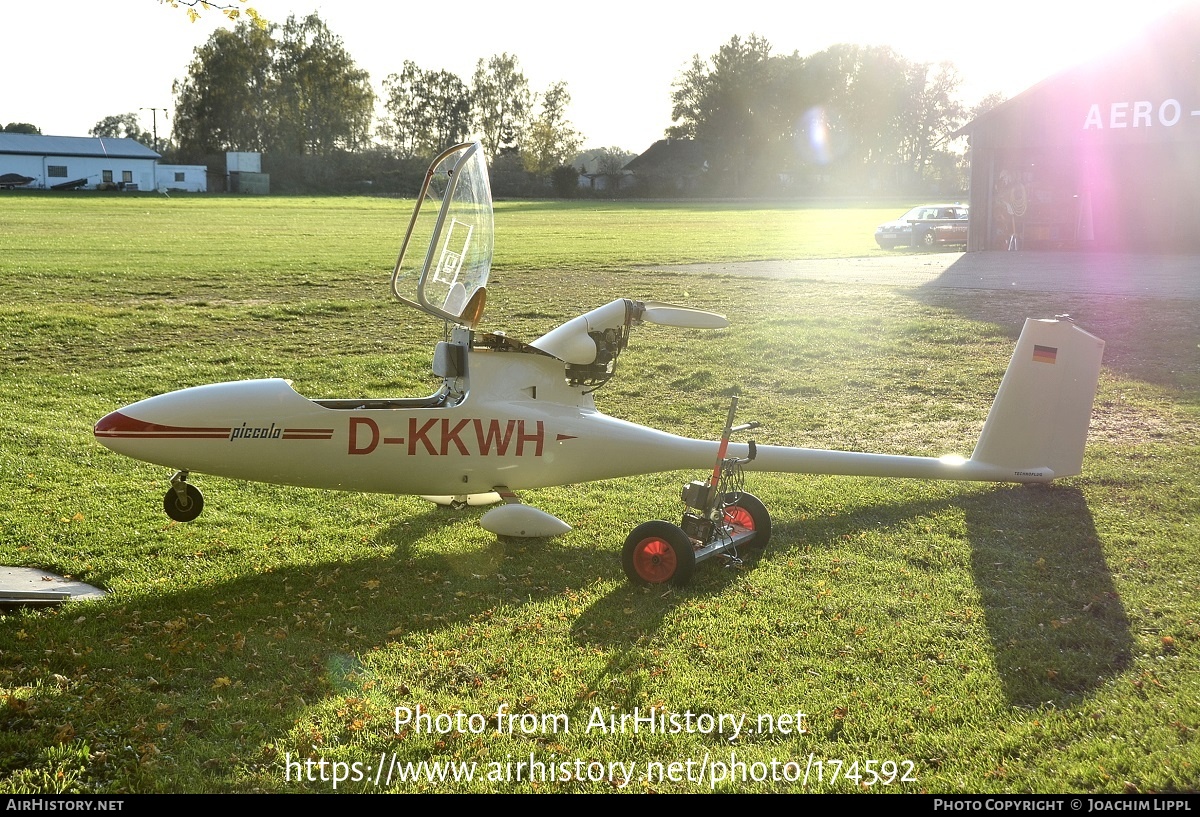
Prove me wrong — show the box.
[0,193,1196,793]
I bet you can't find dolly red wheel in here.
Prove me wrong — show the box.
[721,492,771,549]
[622,521,695,587]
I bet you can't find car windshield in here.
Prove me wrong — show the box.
[902,206,967,221]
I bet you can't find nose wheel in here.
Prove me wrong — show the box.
[163,471,204,522]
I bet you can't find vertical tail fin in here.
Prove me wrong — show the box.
[971,318,1105,478]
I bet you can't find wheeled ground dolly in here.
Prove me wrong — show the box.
[622,397,771,586]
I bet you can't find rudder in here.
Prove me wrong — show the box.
[970,318,1105,478]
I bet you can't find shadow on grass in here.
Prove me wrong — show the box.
[570,478,1130,710]
[0,507,598,790]
[570,545,769,648]
[959,485,1133,707]
[758,483,1131,709]
[0,482,1127,788]
[568,481,1131,711]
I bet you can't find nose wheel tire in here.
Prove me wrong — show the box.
[164,483,204,522]
[622,521,695,587]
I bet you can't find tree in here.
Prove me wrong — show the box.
[2,123,40,134]
[380,62,471,159]
[896,61,965,185]
[272,14,375,154]
[90,112,153,144]
[668,34,797,193]
[666,36,973,194]
[522,81,582,177]
[669,34,779,147]
[581,146,634,196]
[171,14,373,157]
[666,53,712,141]
[379,62,428,159]
[803,44,910,185]
[471,53,532,157]
[969,92,1007,120]
[594,146,634,177]
[171,20,276,154]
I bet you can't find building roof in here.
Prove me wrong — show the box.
[958,5,1200,149]
[0,133,160,160]
[623,138,708,175]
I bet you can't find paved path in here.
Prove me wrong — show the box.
[665,251,1200,299]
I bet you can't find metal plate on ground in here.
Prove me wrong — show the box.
[0,566,107,608]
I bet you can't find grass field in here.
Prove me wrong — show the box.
[0,193,1197,793]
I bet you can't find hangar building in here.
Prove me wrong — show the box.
[0,133,208,192]
[0,133,160,190]
[959,7,1200,252]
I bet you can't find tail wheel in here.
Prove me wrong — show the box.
[622,521,695,587]
[721,492,771,549]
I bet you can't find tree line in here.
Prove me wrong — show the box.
[113,14,581,195]
[75,14,1000,196]
[668,34,1002,195]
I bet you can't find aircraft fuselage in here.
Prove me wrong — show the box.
[93,344,720,496]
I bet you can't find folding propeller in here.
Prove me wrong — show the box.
[530,298,729,364]
[640,301,729,329]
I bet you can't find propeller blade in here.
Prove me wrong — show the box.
[642,301,729,329]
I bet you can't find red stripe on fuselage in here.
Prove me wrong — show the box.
[93,410,230,438]
[282,430,334,439]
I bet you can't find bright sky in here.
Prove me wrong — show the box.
[1,0,1191,153]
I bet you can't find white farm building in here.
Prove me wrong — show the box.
[0,133,207,192]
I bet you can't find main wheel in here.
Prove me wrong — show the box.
[921,229,937,248]
[163,483,204,522]
[622,521,695,587]
[721,492,771,549]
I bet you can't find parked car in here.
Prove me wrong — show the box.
[875,204,969,250]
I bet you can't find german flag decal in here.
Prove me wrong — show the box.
[1032,344,1058,364]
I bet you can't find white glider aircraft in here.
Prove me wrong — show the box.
[95,142,1106,586]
